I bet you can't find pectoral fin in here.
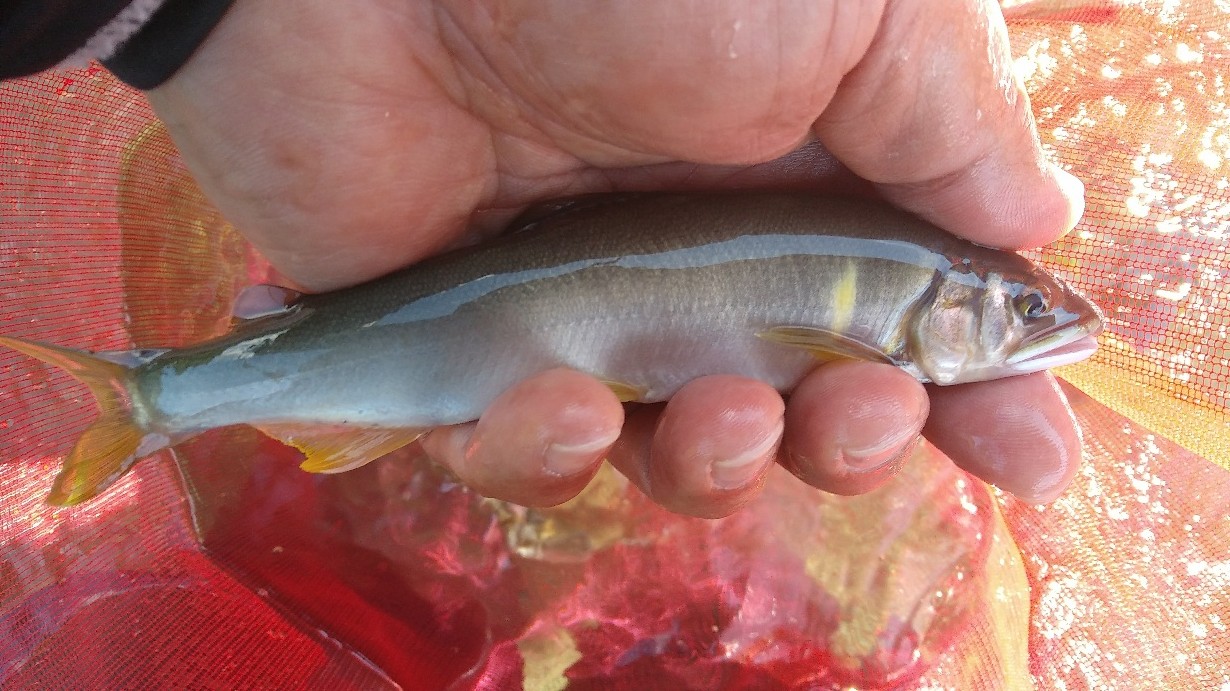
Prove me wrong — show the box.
[599,379,647,403]
[757,326,894,365]
[253,423,425,474]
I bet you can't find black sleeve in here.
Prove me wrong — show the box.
[0,1,131,80]
[103,0,236,89]
[0,0,235,90]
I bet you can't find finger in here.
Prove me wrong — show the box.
[419,369,623,506]
[814,0,1084,249]
[445,1,855,167]
[923,371,1082,503]
[779,361,929,496]
[599,140,874,200]
[607,376,783,519]
[147,0,495,291]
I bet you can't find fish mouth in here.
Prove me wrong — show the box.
[1006,323,1102,374]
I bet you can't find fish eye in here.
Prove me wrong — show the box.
[1019,291,1047,319]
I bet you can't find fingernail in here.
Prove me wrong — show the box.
[544,429,620,477]
[232,284,302,319]
[710,418,783,490]
[1050,164,1086,236]
[840,392,928,472]
[841,425,921,471]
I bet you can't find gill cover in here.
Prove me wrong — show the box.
[910,272,1019,385]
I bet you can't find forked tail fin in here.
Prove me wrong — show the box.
[0,336,169,506]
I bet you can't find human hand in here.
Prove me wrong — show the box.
[145,0,1086,516]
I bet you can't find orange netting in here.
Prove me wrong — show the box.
[2,2,1228,689]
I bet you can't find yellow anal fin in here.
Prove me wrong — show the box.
[252,423,425,474]
[599,379,647,403]
[51,419,149,505]
[757,326,894,365]
[0,335,166,506]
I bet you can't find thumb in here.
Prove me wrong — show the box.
[814,0,1083,250]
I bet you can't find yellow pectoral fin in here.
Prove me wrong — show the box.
[757,326,894,365]
[253,423,425,474]
[599,379,648,403]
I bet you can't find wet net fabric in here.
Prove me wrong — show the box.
[2,2,1229,689]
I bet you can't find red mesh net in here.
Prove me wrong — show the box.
[2,2,1229,689]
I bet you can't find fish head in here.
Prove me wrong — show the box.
[910,258,1104,385]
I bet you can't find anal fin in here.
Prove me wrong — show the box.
[253,423,425,474]
[757,326,894,365]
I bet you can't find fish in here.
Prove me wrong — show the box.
[0,192,1104,506]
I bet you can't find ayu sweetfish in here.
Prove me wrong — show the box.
[1,192,1103,505]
